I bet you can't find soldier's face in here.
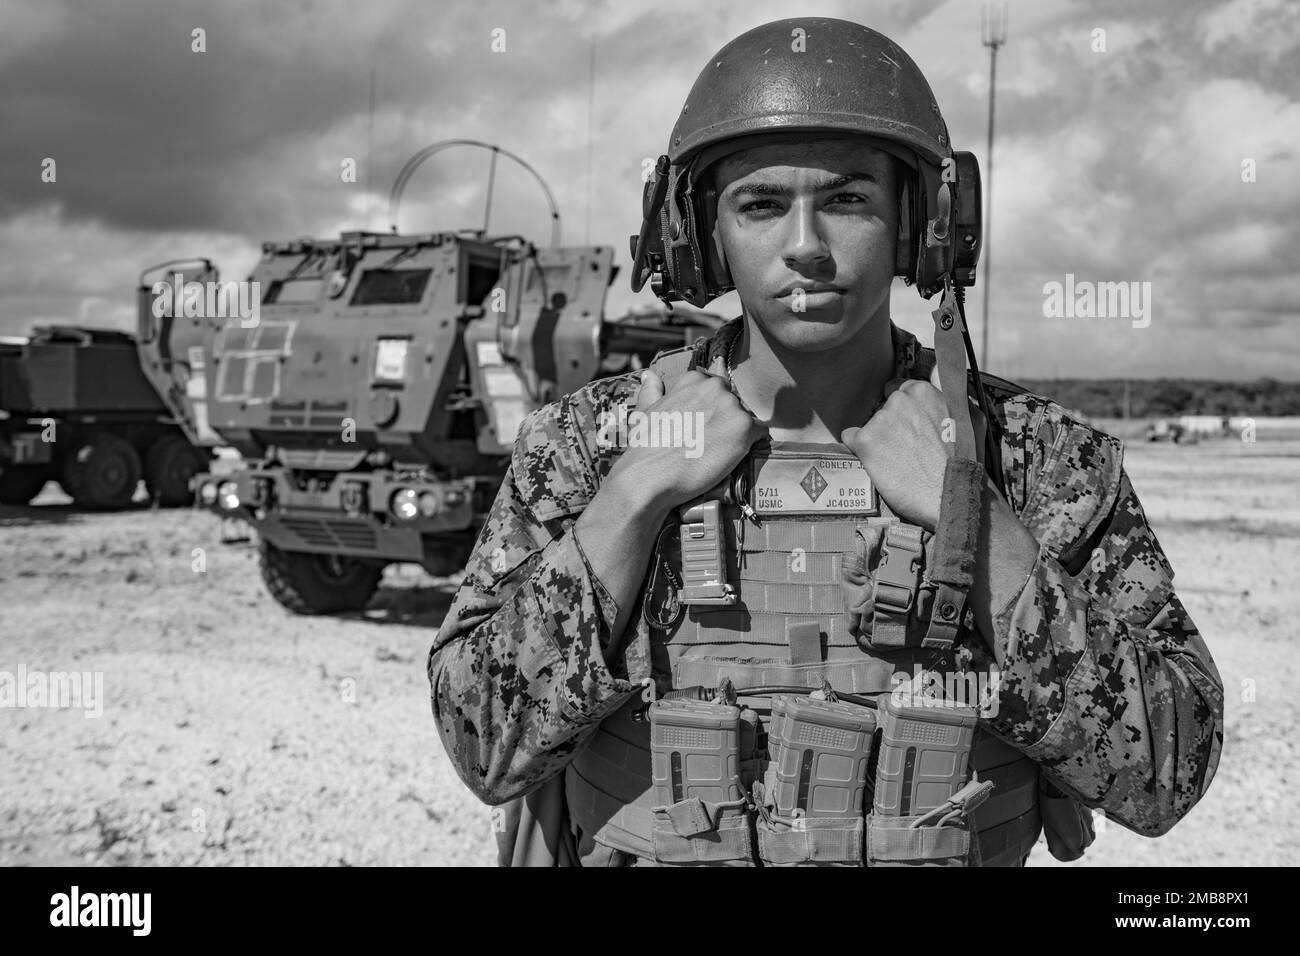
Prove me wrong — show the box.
[711,139,898,351]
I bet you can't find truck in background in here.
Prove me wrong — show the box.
[185,229,718,613]
[0,261,220,508]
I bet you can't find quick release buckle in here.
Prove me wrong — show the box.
[872,525,924,617]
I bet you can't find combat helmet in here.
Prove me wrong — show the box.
[630,17,981,307]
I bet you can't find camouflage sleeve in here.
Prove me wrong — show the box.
[985,415,1224,837]
[425,462,638,806]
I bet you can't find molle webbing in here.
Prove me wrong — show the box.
[671,657,925,695]
[683,507,878,649]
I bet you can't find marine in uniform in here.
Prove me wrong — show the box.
[426,18,1223,867]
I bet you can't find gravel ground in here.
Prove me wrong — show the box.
[1,438,1296,867]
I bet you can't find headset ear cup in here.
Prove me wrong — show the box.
[659,170,698,304]
[656,167,714,307]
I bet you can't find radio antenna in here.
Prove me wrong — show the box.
[366,66,376,231]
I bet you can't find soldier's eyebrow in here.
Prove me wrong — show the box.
[727,172,880,199]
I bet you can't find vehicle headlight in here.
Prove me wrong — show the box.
[390,488,419,521]
[198,481,218,506]
[418,492,439,518]
[217,481,240,511]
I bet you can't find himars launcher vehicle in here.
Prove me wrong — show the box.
[0,263,220,509]
[187,141,717,614]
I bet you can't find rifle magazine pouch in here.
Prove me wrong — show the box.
[650,799,753,865]
[648,698,755,865]
[757,814,864,867]
[868,697,983,866]
[755,695,874,866]
[866,812,978,867]
[1039,777,1096,862]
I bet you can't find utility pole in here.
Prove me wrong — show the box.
[585,42,596,246]
[981,3,1008,369]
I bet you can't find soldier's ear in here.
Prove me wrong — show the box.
[710,215,730,286]
[702,174,732,289]
[894,157,913,277]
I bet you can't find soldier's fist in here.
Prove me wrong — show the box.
[841,366,985,531]
[604,356,766,516]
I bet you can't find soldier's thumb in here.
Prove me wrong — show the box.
[636,368,665,408]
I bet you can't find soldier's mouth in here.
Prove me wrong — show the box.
[776,281,844,296]
[778,288,846,309]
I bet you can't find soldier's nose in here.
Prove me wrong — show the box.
[781,200,830,268]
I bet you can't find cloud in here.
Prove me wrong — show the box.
[0,203,260,334]
[0,0,1296,378]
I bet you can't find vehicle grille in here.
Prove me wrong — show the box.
[279,517,378,552]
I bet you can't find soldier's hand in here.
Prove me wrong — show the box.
[604,355,766,515]
[840,366,986,532]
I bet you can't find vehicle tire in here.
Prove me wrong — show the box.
[0,466,51,505]
[61,435,141,509]
[259,541,384,615]
[144,434,207,507]
[419,539,475,577]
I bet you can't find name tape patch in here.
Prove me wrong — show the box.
[750,455,879,516]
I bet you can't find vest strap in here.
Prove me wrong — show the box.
[924,279,981,651]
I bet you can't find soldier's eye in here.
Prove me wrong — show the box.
[829,193,867,206]
[740,200,779,214]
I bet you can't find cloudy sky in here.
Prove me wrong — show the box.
[1,0,1296,379]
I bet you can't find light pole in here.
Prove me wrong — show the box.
[981,3,1008,369]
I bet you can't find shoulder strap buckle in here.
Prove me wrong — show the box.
[872,524,924,617]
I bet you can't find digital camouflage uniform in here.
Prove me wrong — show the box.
[426,318,1225,864]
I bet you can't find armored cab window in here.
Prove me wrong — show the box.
[349,268,433,306]
[459,248,502,306]
[263,277,324,305]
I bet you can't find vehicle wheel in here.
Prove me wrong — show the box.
[0,466,51,505]
[259,541,384,615]
[419,539,475,577]
[61,435,141,509]
[144,435,207,507]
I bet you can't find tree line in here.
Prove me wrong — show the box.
[1011,378,1300,418]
